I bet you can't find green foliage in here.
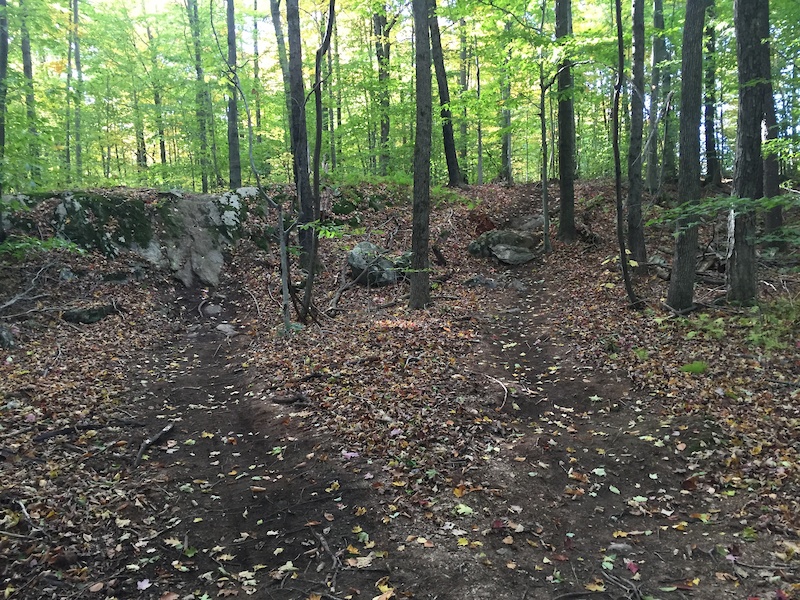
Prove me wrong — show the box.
[737,301,799,352]
[0,234,83,259]
[681,361,709,374]
[648,193,800,245]
[681,313,726,340]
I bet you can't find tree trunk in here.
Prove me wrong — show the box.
[429,0,464,187]
[612,0,640,307]
[0,0,7,197]
[459,19,468,177]
[703,0,721,186]
[666,0,705,312]
[556,0,576,242]
[763,40,783,249]
[409,0,432,310]
[499,22,512,184]
[66,12,73,181]
[227,0,242,189]
[254,0,262,144]
[187,0,210,192]
[476,47,483,185]
[72,0,83,182]
[645,0,665,192]
[145,24,167,169]
[286,0,314,268]
[627,0,646,267]
[727,0,768,305]
[540,61,551,254]
[20,0,39,181]
[373,7,392,177]
[270,0,294,158]
[133,87,147,170]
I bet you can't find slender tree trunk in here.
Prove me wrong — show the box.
[666,0,705,312]
[227,0,242,188]
[627,0,646,267]
[459,19,468,177]
[254,0,262,144]
[727,0,768,305]
[660,1,677,183]
[20,0,39,181]
[0,0,7,197]
[409,0,432,310]
[556,0,576,242]
[429,0,464,187]
[499,22,512,184]
[270,0,293,158]
[286,0,314,268]
[645,0,665,192]
[612,0,640,307]
[187,0,210,192]
[133,87,148,170]
[539,62,551,253]
[327,35,336,170]
[476,46,483,184]
[373,7,392,177]
[209,96,225,187]
[72,0,83,182]
[703,1,721,186]
[301,0,335,321]
[145,25,167,169]
[763,39,782,249]
[65,7,73,181]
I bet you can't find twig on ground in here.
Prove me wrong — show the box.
[133,422,175,467]
[243,287,262,318]
[311,529,342,593]
[486,374,509,409]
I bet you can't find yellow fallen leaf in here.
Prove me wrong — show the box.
[585,579,606,592]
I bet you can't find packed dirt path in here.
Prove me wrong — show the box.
[2,183,798,600]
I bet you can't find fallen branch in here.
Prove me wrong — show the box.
[133,422,175,468]
[486,374,509,409]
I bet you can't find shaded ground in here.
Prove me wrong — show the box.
[2,182,799,600]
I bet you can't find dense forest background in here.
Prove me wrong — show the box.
[0,0,797,194]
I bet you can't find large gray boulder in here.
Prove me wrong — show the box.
[347,241,406,286]
[468,230,540,265]
[46,189,254,288]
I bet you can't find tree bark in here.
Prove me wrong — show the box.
[0,0,7,197]
[645,0,665,192]
[253,0,262,144]
[763,38,783,249]
[373,7,393,177]
[270,0,293,155]
[612,0,640,307]
[429,0,464,187]
[187,0,210,192]
[703,0,721,186]
[556,0,576,242]
[459,19,468,176]
[20,0,39,181]
[72,0,83,181]
[227,0,242,189]
[627,0,646,267]
[409,0,432,310]
[727,0,768,305]
[286,0,315,268]
[666,0,705,312]
[499,22,512,184]
[133,87,147,170]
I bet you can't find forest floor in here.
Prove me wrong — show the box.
[1,181,799,600]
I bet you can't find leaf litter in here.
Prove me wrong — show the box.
[1,181,799,599]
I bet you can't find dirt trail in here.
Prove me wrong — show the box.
[3,183,794,600]
[119,269,781,600]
